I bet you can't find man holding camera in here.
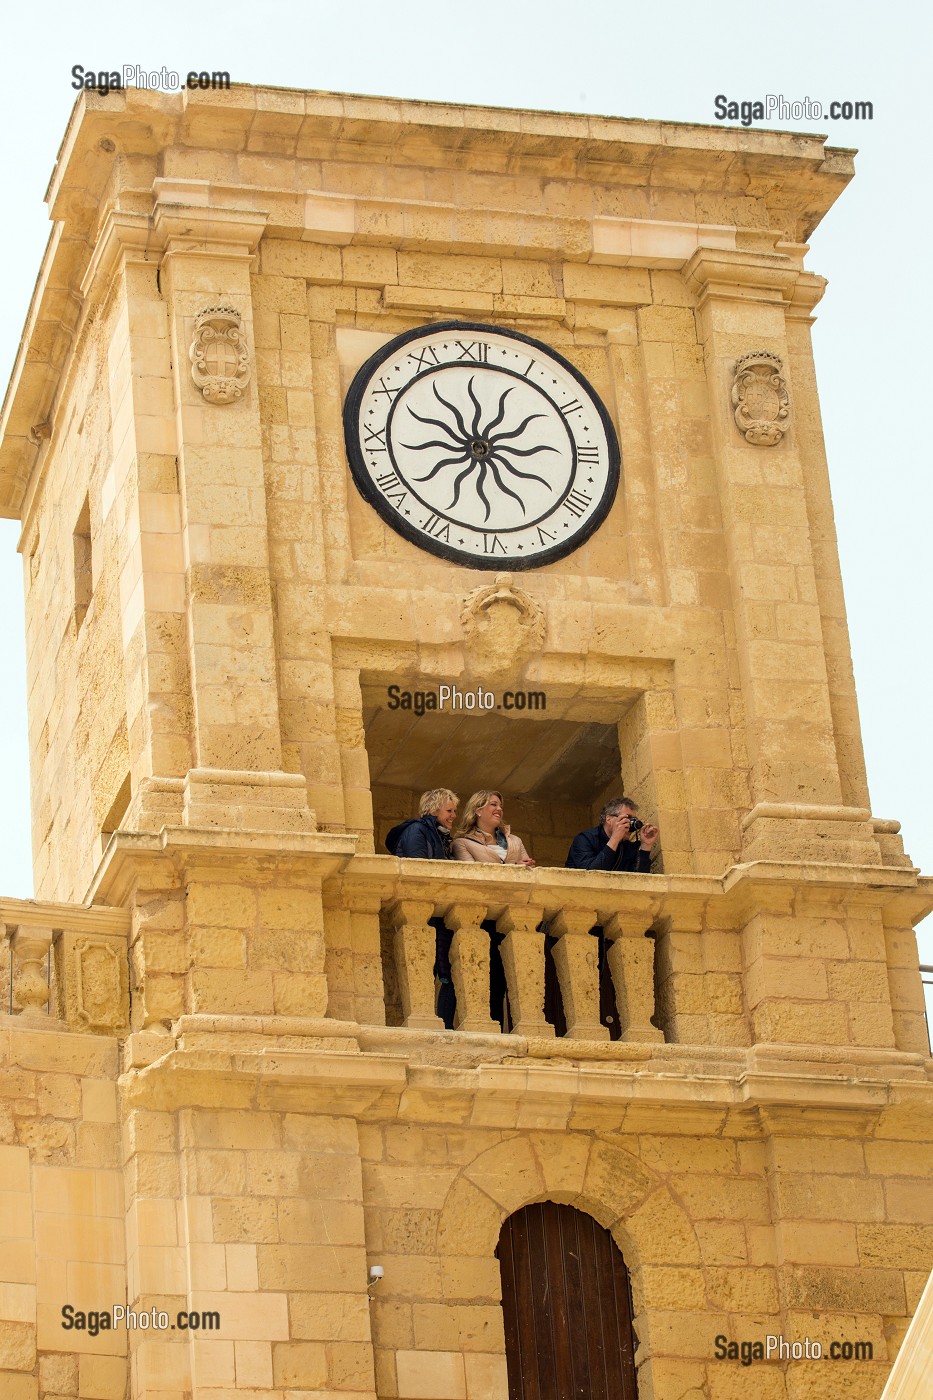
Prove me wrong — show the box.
[566,797,659,872]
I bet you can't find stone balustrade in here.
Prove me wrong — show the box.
[328,857,672,1043]
[324,856,933,1053]
[2,855,931,1054]
[2,899,130,1033]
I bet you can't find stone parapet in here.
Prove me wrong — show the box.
[1,896,129,1034]
[65,838,933,1056]
[2,841,928,1060]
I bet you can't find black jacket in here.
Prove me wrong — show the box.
[565,824,652,873]
[385,814,452,860]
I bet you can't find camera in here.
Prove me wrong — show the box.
[626,816,644,834]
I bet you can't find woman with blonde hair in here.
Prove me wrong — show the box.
[451,790,535,1029]
[452,790,535,866]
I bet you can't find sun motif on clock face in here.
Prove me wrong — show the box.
[343,321,621,569]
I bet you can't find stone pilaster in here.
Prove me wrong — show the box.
[155,198,314,835]
[77,212,195,843]
[684,246,880,866]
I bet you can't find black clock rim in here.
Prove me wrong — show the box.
[342,319,622,572]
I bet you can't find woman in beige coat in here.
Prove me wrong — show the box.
[451,790,534,1029]
[452,791,535,866]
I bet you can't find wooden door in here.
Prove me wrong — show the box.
[496,1202,639,1399]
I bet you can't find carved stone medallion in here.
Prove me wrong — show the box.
[461,572,545,674]
[190,305,251,405]
[731,351,790,446]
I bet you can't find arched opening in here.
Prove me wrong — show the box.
[496,1201,639,1398]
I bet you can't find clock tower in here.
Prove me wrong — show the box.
[0,85,930,1400]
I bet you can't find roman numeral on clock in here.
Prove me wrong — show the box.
[576,445,599,464]
[563,489,592,518]
[423,514,451,542]
[482,533,507,555]
[455,341,489,363]
[374,472,407,508]
[372,376,400,401]
[364,424,387,452]
[558,398,583,417]
[408,345,442,370]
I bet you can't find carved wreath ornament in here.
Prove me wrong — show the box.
[189,305,251,405]
[731,351,790,446]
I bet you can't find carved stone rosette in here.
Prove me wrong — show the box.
[731,351,791,446]
[189,305,251,405]
[460,573,546,676]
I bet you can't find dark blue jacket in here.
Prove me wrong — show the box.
[385,814,452,860]
[566,824,652,873]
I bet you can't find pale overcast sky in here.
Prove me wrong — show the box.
[0,1,929,995]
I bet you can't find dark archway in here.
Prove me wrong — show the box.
[496,1201,638,1399]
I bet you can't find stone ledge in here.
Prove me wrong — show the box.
[116,1013,932,1107]
[0,895,128,936]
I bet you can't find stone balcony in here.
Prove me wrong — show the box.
[325,857,932,1055]
[5,847,932,1066]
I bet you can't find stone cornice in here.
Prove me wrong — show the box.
[46,88,855,219]
[87,825,360,907]
[152,200,268,259]
[333,852,933,929]
[83,832,933,928]
[0,894,129,936]
[119,1020,933,1123]
[683,245,802,305]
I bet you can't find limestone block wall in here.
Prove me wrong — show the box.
[21,293,131,900]
[4,1010,932,1400]
[119,1102,376,1399]
[355,1099,933,1400]
[0,1024,124,1400]
[111,841,343,1034]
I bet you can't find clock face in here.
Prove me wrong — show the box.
[343,321,621,569]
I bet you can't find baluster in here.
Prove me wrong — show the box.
[445,902,498,1034]
[388,900,443,1030]
[497,905,553,1038]
[550,908,608,1040]
[347,890,386,1027]
[9,925,55,1019]
[604,914,664,1043]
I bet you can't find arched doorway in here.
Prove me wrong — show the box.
[496,1202,639,1398]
